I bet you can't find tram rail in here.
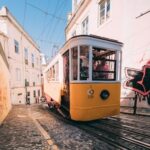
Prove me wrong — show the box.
[46,107,150,150]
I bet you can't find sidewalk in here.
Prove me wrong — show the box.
[120,106,150,116]
[0,105,50,150]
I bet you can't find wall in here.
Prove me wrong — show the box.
[0,39,11,124]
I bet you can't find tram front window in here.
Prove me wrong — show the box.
[92,47,116,81]
[80,46,89,80]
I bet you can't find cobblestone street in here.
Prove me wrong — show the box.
[0,104,113,150]
[0,105,50,150]
[0,104,150,150]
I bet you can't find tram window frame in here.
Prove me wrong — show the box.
[92,47,117,81]
[79,45,90,80]
[71,47,78,81]
[47,61,59,82]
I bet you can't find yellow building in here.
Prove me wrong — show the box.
[0,32,11,124]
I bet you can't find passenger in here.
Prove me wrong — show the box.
[95,58,109,79]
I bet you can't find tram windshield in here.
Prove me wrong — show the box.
[71,45,119,82]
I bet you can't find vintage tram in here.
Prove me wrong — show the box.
[44,35,122,121]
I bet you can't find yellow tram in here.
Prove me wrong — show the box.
[44,35,122,121]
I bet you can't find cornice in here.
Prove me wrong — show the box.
[0,7,40,52]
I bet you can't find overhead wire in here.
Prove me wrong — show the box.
[46,0,67,56]
[25,1,71,58]
[26,2,67,21]
[38,0,60,41]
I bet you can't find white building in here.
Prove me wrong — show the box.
[66,0,150,111]
[0,6,42,104]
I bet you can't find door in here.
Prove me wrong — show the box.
[62,50,70,110]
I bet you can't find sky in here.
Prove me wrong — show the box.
[0,0,72,58]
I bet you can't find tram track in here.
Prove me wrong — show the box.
[46,107,150,150]
[97,118,150,137]
[86,122,150,150]
[111,116,150,128]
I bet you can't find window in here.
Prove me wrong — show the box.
[71,47,78,80]
[92,47,116,81]
[63,51,69,84]
[82,17,88,34]
[99,0,110,25]
[36,57,39,66]
[33,90,36,97]
[25,79,29,86]
[47,61,59,81]
[16,68,21,81]
[14,40,19,53]
[33,82,35,86]
[27,92,30,96]
[38,90,40,97]
[24,48,28,64]
[55,61,59,81]
[72,30,76,37]
[32,54,34,67]
[80,46,89,80]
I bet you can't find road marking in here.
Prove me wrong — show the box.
[28,108,59,149]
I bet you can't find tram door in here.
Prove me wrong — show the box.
[62,51,70,110]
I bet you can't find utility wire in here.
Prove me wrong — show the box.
[46,0,67,54]
[36,38,61,45]
[45,0,66,40]
[38,0,60,40]
[26,2,67,21]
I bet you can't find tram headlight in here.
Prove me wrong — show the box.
[100,90,110,100]
[87,89,94,96]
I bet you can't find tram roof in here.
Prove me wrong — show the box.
[73,34,123,44]
[68,34,123,45]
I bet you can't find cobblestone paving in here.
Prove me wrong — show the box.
[1,104,149,150]
[0,105,49,150]
[32,104,116,150]
[0,104,116,150]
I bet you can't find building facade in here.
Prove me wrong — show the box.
[66,0,150,112]
[0,7,42,105]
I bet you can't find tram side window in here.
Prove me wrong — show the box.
[71,47,78,80]
[92,47,116,80]
[55,61,59,81]
[47,61,59,81]
[80,45,89,80]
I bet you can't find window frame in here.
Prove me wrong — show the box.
[70,44,121,83]
[14,40,19,54]
[24,48,28,64]
[16,68,21,81]
[31,53,34,67]
[99,0,110,25]
[82,16,89,35]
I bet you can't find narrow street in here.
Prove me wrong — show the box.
[0,104,150,150]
